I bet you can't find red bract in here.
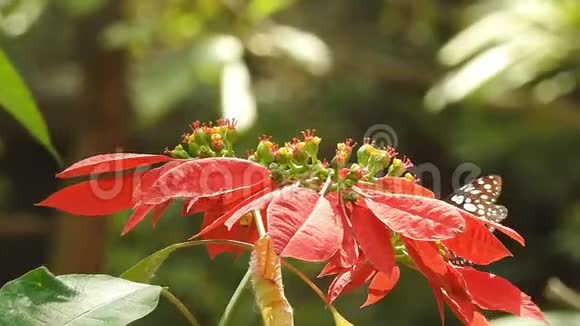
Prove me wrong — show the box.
[56,153,173,179]
[37,173,139,216]
[38,126,544,325]
[317,176,543,325]
[318,193,359,276]
[137,157,271,206]
[400,237,545,325]
[361,191,466,241]
[39,155,272,242]
[267,186,342,262]
[362,177,435,198]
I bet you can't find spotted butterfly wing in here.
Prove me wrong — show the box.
[447,175,508,266]
[449,175,508,227]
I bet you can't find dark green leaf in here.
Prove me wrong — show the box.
[0,267,162,325]
[0,49,61,163]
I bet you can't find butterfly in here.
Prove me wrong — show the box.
[446,175,509,266]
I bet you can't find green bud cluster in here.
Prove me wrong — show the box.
[165,119,237,159]
[165,122,415,198]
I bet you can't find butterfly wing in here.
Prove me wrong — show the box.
[446,175,508,265]
[449,175,508,227]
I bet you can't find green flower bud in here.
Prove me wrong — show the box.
[198,145,216,158]
[357,143,375,166]
[256,139,274,165]
[275,146,292,165]
[387,158,406,177]
[167,144,190,159]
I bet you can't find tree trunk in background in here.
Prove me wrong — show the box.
[51,1,131,274]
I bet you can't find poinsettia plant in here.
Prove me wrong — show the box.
[20,119,545,325]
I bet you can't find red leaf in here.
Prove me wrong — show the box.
[200,210,260,258]
[430,286,445,325]
[151,200,171,227]
[223,189,278,229]
[136,161,184,195]
[184,180,270,216]
[362,266,400,307]
[267,186,342,262]
[121,205,153,235]
[191,187,272,239]
[364,193,466,241]
[401,237,447,278]
[119,162,184,234]
[351,205,396,276]
[458,268,546,322]
[57,153,172,178]
[36,173,139,215]
[460,211,525,246]
[443,293,486,326]
[359,177,435,198]
[318,261,348,278]
[322,193,359,272]
[139,157,271,205]
[327,259,375,303]
[443,215,512,265]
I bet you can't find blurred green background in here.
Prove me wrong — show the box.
[1,0,579,325]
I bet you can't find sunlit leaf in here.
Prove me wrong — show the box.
[329,307,354,326]
[0,267,161,325]
[0,0,47,37]
[0,49,60,162]
[221,58,256,132]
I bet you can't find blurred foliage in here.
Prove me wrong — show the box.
[427,0,580,112]
[0,0,579,325]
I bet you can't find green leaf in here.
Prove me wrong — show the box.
[330,307,354,326]
[120,243,181,283]
[0,266,162,326]
[120,240,253,284]
[0,49,61,163]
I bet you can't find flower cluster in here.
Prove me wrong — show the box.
[38,120,544,325]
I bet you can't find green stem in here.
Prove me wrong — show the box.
[161,288,200,326]
[217,210,266,326]
[217,269,252,326]
[252,209,267,237]
[319,170,334,196]
[280,261,326,303]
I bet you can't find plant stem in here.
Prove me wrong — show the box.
[280,261,326,303]
[172,239,253,251]
[319,170,334,196]
[217,210,266,326]
[252,209,267,237]
[161,288,200,326]
[217,269,252,326]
